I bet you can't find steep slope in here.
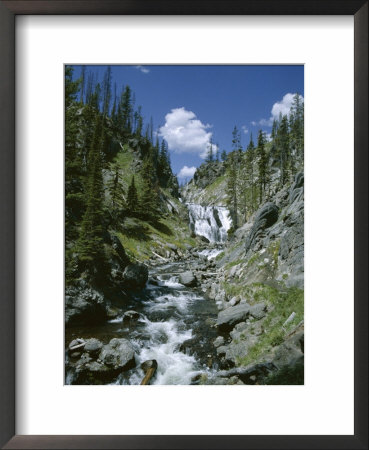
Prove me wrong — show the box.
[181,162,304,384]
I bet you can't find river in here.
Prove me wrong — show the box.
[65,259,220,385]
[66,204,231,385]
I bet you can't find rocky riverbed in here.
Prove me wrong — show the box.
[65,173,305,385]
[66,255,223,385]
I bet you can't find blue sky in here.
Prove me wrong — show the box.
[71,65,304,180]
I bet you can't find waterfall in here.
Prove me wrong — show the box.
[187,203,232,243]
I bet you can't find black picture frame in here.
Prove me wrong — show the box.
[0,1,367,449]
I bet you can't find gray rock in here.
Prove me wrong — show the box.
[289,172,304,204]
[272,331,304,369]
[245,202,279,254]
[249,302,267,320]
[229,296,239,307]
[123,264,148,290]
[122,310,141,323]
[216,303,251,331]
[99,338,136,371]
[213,336,225,348]
[65,286,107,326]
[167,243,178,252]
[179,271,197,287]
[141,359,158,372]
[84,338,103,356]
[217,361,277,384]
[230,321,248,340]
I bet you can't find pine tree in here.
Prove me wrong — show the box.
[227,152,239,229]
[118,85,133,133]
[215,143,220,162]
[221,150,227,162]
[65,67,84,240]
[76,115,107,282]
[90,82,101,110]
[127,176,139,215]
[245,133,256,216]
[134,106,143,136]
[107,161,125,216]
[257,130,269,203]
[290,93,304,169]
[65,66,81,108]
[140,156,161,221]
[276,115,290,185]
[80,66,86,104]
[102,66,112,117]
[158,140,171,187]
[205,140,214,163]
[85,71,95,106]
[232,126,242,154]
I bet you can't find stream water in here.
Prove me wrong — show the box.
[65,260,219,385]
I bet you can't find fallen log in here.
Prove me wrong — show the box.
[151,251,168,261]
[140,360,158,385]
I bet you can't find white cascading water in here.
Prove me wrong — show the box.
[127,275,211,385]
[187,203,232,243]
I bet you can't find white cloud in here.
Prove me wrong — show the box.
[271,93,301,119]
[255,118,272,127]
[134,65,150,74]
[242,125,249,134]
[252,93,304,127]
[159,107,213,159]
[178,165,197,179]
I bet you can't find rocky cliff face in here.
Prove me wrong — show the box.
[182,167,304,384]
[181,161,227,205]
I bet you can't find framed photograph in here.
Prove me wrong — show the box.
[1,1,367,449]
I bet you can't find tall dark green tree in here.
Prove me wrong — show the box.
[107,161,125,215]
[76,115,107,281]
[65,66,81,108]
[65,67,84,241]
[102,66,112,117]
[134,106,143,136]
[79,66,86,104]
[276,115,290,185]
[245,133,256,216]
[227,152,239,229]
[290,93,304,168]
[140,155,161,221]
[118,85,133,133]
[127,176,139,215]
[157,140,172,188]
[257,130,269,202]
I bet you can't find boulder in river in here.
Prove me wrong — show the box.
[216,303,251,331]
[179,271,197,287]
[122,310,141,323]
[123,264,148,290]
[99,338,136,371]
[84,338,103,356]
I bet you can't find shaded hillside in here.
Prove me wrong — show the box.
[65,66,192,325]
